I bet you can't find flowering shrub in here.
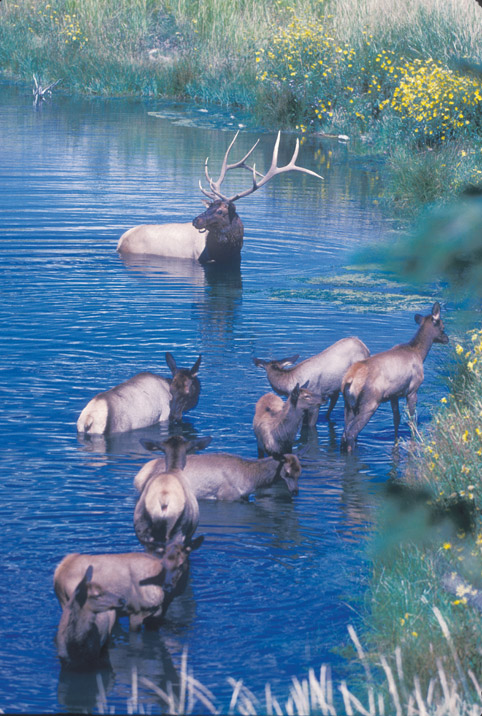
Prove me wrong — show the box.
[391,58,482,142]
[255,11,482,143]
[24,2,89,50]
[255,10,361,127]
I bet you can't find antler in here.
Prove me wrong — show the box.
[199,131,323,203]
[199,131,262,201]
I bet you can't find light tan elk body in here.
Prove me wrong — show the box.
[253,383,322,457]
[76,352,201,435]
[134,451,301,501]
[341,302,449,452]
[54,539,202,632]
[117,131,322,266]
[55,565,125,670]
[134,435,211,552]
[254,337,370,425]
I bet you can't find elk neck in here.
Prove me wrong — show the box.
[407,321,438,361]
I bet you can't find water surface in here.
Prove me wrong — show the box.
[0,83,459,713]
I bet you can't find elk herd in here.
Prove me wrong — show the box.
[54,130,450,672]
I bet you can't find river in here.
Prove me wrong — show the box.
[0,82,461,713]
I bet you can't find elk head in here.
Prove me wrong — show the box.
[192,131,322,265]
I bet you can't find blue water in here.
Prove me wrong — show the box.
[0,83,460,713]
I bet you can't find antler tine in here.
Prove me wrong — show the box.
[200,132,262,202]
[226,131,322,202]
[198,130,322,204]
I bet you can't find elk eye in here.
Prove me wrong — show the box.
[217,210,223,214]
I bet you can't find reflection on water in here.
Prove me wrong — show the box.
[0,83,460,714]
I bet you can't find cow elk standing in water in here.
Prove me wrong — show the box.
[133,435,211,553]
[76,352,201,435]
[341,302,449,452]
[253,383,322,457]
[254,337,370,425]
[54,538,203,632]
[117,131,322,266]
[55,566,125,670]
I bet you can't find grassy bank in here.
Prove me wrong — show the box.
[2,0,482,206]
[365,329,482,706]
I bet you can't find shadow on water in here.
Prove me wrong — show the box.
[119,252,243,349]
[58,628,183,713]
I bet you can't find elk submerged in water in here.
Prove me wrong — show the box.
[134,448,302,501]
[76,352,201,435]
[341,302,449,452]
[116,131,322,266]
[133,435,211,553]
[55,565,125,670]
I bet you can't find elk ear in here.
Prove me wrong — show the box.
[190,355,202,376]
[253,357,268,368]
[201,199,211,208]
[187,534,204,552]
[414,314,423,325]
[228,202,236,222]
[165,352,177,375]
[139,568,166,588]
[431,302,441,320]
[279,354,300,367]
[300,380,310,389]
[74,566,93,607]
[290,383,301,406]
[187,436,212,454]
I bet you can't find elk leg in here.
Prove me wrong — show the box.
[325,391,339,420]
[343,401,379,452]
[341,402,355,450]
[129,613,146,631]
[390,398,401,440]
[305,404,321,427]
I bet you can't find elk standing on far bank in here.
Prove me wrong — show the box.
[341,302,449,452]
[117,131,322,265]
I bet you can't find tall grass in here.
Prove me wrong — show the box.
[97,622,482,715]
[2,0,482,114]
[3,0,482,205]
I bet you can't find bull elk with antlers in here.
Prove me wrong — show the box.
[117,131,322,265]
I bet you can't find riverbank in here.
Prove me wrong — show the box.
[2,0,482,207]
[364,329,482,708]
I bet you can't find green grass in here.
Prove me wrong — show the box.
[364,329,482,700]
[3,0,482,205]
